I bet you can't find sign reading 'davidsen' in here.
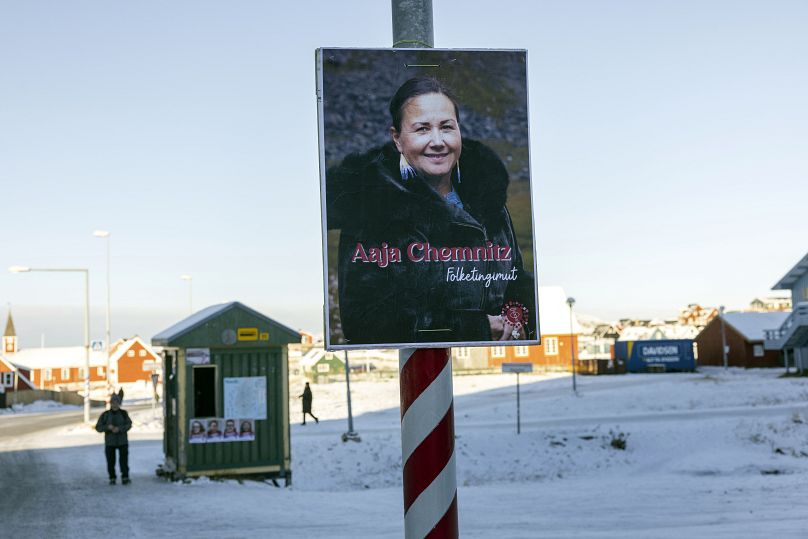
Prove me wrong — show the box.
[316,47,540,350]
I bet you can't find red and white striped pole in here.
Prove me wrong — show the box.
[399,348,458,538]
[392,3,457,536]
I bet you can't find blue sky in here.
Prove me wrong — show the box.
[1,1,806,346]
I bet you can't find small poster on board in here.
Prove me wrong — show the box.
[222,418,240,441]
[239,419,255,441]
[224,376,267,420]
[186,348,211,365]
[189,419,207,444]
[205,418,223,442]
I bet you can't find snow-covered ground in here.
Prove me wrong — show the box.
[0,399,80,415]
[2,368,807,538]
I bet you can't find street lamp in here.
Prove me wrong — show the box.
[9,265,91,423]
[719,305,728,370]
[566,296,578,393]
[180,275,193,315]
[93,230,112,392]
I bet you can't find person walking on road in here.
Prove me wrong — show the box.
[299,382,319,425]
[95,389,132,485]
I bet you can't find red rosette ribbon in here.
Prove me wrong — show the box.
[501,301,529,330]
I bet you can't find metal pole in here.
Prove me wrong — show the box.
[567,297,577,393]
[83,269,90,423]
[516,372,521,435]
[392,3,457,537]
[342,350,359,441]
[719,306,728,369]
[392,0,434,48]
[105,235,111,392]
[93,230,112,392]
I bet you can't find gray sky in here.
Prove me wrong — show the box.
[1,0,806,347]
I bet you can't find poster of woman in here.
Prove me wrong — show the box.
[205,418,223,442]
[189,419,207,444]
[222,418,240,441]
[239,419,255,441]
[317,48,540,349]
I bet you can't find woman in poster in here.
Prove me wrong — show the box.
[206,419,223,441]
[327,77,535,345]
[223,419,239,440]
[239,420,255,441]
[189,420,207,444]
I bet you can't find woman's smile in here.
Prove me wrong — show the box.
[392,92,461,188]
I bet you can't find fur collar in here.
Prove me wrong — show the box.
[326,139,510,232]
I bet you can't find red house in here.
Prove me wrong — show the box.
[109,336,161,384]
[486,286,581,371]
[696,311,790,368]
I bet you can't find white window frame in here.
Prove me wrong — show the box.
[142,360,155,372]
[139,349,147,357]
[455,347,470,359]
[317,363,330,373]
[127,350,135,357]
[97,366,105,376]
[61,367,70,380]
[544,337,559,356]
[491,346,506,358]
[44,369,52,381]
[78,367,87,380]
[515,346,529,357]
[753,344,764,357]
[2,372,13,387]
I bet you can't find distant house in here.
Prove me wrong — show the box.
[108,336,161,384]
[299,348,345,382]
[764,252,808,372]
[696,311,789,368]
[0,353,35,392]
[8,346,109,390]
[479,286,581,371]
[749,295,792,313]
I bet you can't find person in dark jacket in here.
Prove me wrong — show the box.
[298,382,319,425]
[95,389,132,485]
[326,76,536,345]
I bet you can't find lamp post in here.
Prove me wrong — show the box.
[93,230,111,392]
[566,296,577,393]
[9,265,91,423]
[719,305,728,370]
[180,275,193,315]
[342,350,360,442]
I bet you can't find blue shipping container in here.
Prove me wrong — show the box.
[614,339,696,372]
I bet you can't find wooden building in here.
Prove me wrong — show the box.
[0,353,35,392]
[696,311,789,368]
[484,286,581,371]
[109,336,161,384]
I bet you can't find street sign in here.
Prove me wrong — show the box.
[150,373,159,388]
[91,340,104,352]
[502,362,533,373]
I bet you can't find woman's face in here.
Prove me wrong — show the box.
[192,422,203,434]
[392,93,461,183]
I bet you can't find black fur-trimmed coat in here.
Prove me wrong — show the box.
[327,139,536,345]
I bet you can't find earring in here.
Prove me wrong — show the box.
[456,161,461,183]
[400,154,416,181]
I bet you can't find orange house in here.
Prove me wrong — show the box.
[486,286,582,371]
[109,336,161,384]
[8,347,109,390]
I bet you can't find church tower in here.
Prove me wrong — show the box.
[4,310,18,354]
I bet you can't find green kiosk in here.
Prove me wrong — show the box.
[152,301,300,484]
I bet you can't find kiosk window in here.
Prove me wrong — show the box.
[193,366,217,417]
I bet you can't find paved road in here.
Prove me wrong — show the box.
[0,404,150,440]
